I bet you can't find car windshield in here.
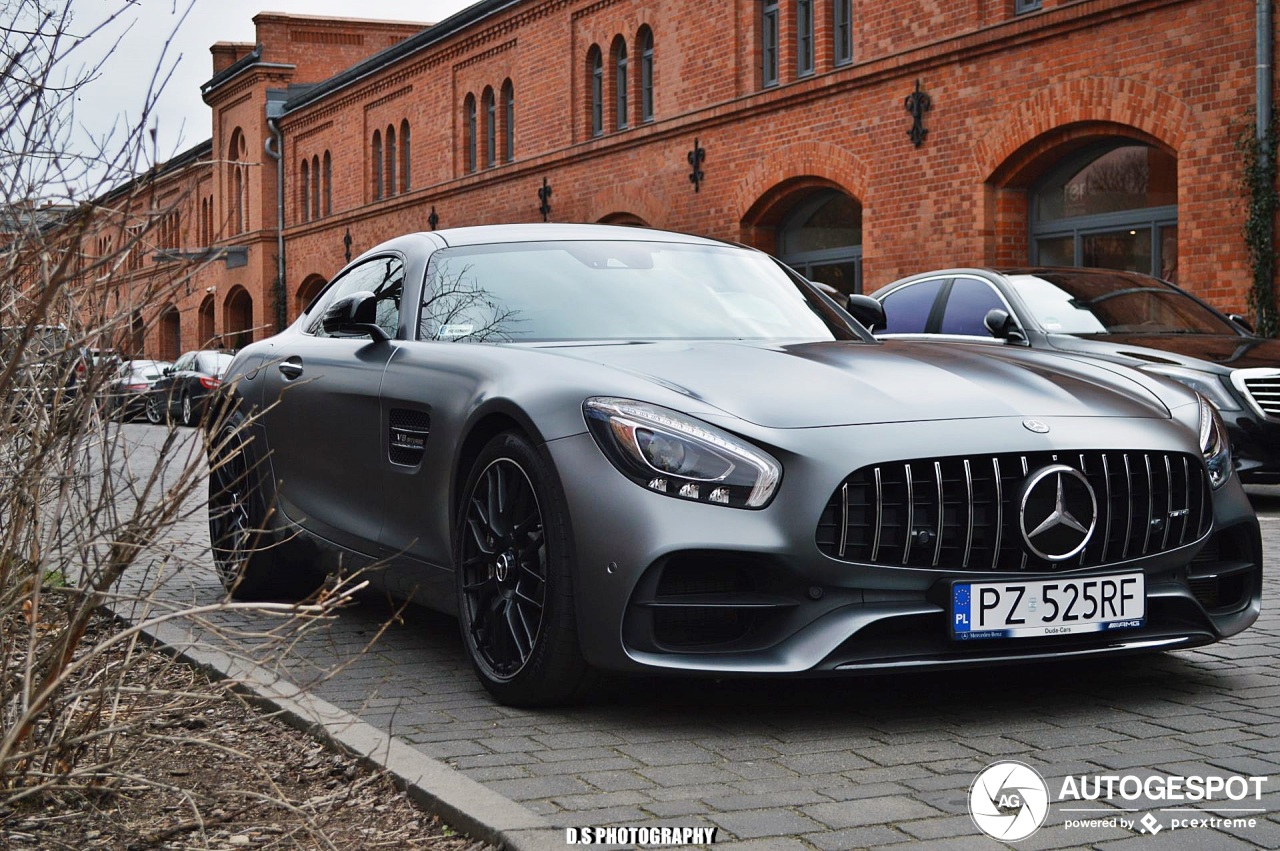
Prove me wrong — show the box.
[419,240,848,343]
[1007,272,1240,335]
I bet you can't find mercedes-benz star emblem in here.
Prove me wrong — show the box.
[1019,464,1097,561]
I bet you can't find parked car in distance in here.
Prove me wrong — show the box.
[872,268,1280,483]
[209,225,1260,706]
[105,359,172,420]
[0,324,88,413]
[145,350,234,426]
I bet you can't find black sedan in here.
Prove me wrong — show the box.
[209,225,1261,705]
[873,268,1280,483]
[146,350,234,426]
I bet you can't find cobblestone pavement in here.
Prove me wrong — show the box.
[115,425,1280,850]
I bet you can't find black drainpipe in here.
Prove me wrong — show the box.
[1258,0,1274,266]
[265,91,287,334]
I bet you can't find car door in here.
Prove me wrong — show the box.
[259,254,405,553]
[158,352,194,416]
[937,276,1012,337]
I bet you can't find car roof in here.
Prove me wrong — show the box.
[425,223,727,248]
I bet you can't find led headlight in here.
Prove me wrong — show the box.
[584,397,781,508]
[1142,365,1240,411]
[1197,392,1232,489]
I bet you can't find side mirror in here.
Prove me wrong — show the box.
[322,291,390,342]
[846,294,887,331]
[983,308,1028,344]
[163,366,174,376]
[1228,313,1255,334]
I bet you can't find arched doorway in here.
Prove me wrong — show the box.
[295,274,327,321]
[777,190,863,294]
[1029,142,1178,281]
[224,286,253,351]
[158,305,181,361]
[199,295,215,347]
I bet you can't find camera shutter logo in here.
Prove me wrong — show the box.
[969,761,1050,841]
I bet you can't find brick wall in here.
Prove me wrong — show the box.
[100,0,1280,357]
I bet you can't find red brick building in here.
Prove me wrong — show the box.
[83,0,1278,358]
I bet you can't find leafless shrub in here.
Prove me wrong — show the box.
[0,1,387,842]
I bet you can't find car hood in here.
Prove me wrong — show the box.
[1047,333,1280,372]
[538,339,1173,428]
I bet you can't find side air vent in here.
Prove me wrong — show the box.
[388,408,431,466]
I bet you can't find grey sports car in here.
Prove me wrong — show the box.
[209,224,1261,706]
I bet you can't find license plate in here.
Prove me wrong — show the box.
[951,573,1145,640]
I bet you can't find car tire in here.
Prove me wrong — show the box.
[454,432,594,706]
[144,394,164,425]
[208,414,316,600]
[181,392,195,427]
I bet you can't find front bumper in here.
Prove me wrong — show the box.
[546,415,1262,676]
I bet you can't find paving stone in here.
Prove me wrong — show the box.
[708,808,826,839]
[801,796,944,829]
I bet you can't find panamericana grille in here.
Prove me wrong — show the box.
[1238,370,1280,418]
[817,450,1211,571]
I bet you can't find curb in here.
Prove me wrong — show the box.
[133,614,569,851]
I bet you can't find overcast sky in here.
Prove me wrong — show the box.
[55,0,473,193]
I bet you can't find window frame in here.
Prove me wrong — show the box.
[797,0,814,77]
[589,46,604,137]
[833,0,852,66]
[762,0,780,87]
[639,27,654,123]
[614,38,629,130]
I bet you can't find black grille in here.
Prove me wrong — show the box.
[1239,371,1280,417]
[817,450,1211,571]
[388,408,431,466]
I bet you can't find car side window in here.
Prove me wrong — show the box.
[174,353,194,371]
[879,278,945,334]
[940,277,1007,336]
[306,255,405,339]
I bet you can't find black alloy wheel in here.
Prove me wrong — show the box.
[206,419,314,600]
[208,427,256,593]
[455,432,592,705]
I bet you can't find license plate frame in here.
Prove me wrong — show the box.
[951,573,1145,640]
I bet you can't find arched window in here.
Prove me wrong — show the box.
[323,151,332,215]
[199,294,216,346]
[399,120,410,192]
[482,87,496,168]
[588,46,603,138]
[386,125,396,196]
[372,129,383,200]
[501,80,515,163]
[464,93,477,173]
[300,159,310,223]
[224,286,254,350]
[612,36,628,131]
[1030,142,1179,280]
[159,305,181,362]
[778,190,864,294]
[311,154,320,220]
[228,128,248,234]
[638,27,654,123]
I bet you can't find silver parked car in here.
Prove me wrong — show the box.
[208,225,1261,705]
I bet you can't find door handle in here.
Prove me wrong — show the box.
[278,358,303,380]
